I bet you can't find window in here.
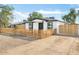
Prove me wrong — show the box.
[48,22,53,29]
[29,22,33,29]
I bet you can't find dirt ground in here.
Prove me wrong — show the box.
[0,34,79,55]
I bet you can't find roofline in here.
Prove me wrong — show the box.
[10,19,68,25]
[33,18,68,23]
[52,20,68,23]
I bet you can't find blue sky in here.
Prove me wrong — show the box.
[11,4,79,24]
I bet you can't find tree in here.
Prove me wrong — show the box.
[28,12,43,21]
[62,15,71,23]
[62,8,77,24]
[0,5,14,28]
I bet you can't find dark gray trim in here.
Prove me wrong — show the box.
[10,18,68,26]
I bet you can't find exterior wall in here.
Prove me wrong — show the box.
[24,21,65,34]
[33,22,38,30]
[53,21,65,34]
[53,22,58,30]
[25,23,29,30]
[33,21,48,30]
[43,21,47,30]
[32,21,48,30]
[57,22,65,34]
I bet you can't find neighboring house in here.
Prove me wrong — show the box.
[10,18,66,34]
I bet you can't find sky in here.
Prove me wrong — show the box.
[10,4,79,24]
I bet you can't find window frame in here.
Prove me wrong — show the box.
[47,22,53,29]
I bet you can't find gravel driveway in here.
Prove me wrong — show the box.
[0,34,79,55]
[0,34,36,54]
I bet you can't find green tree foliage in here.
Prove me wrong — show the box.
[28,12,43,21]
[0,5,14,28]
[62,8,77,24]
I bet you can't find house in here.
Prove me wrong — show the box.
[8,17,79,37]
[8,18,68,39]
[10,18,66,34]
[26,18,67,34]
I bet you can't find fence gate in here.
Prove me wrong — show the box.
[59,24,79,36]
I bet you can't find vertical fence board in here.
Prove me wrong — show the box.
[0,28,55,39]
[59,24,79,36]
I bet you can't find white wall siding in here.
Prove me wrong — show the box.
[43,21,47,30]
[33,23,38,30]
[57,22,64,34]
[25,21,65,34]
[25,23,29,30]
[53,22,58,30]
[53,21,64,34]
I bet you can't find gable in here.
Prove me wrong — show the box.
[33,19,44,23]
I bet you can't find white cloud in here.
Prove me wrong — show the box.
[13,11,29,18]
[13,10,64,21]
[12,11,30,24]
[12,10,65,23]
[37,10,64,14]
[75,8,79,10]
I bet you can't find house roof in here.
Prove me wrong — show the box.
[10,18,67,26]
[32,18,67,23]
[33,19,43,23]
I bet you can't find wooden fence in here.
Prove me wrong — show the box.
[0,28,55,39]
[59,24,79,36]
[0,24,78,38]
[0,28,15,33]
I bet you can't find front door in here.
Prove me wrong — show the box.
[39,23,43,30]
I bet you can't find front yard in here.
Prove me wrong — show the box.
[0,34,79,55]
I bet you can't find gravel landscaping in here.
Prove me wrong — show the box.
[0,34,79,55]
